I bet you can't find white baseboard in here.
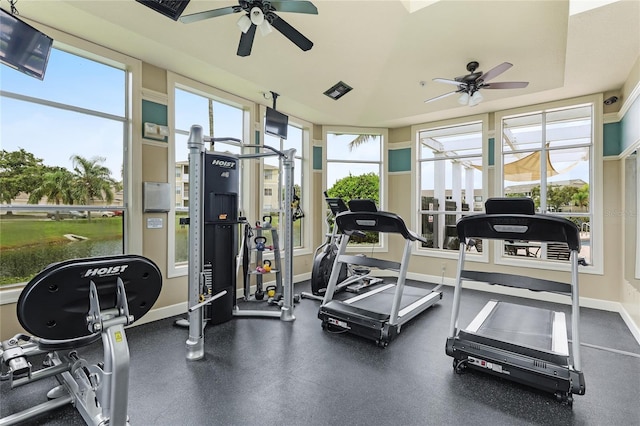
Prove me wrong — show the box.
[407,272,621,311]
[408,272,639,346]
[130,272,313,329]
[619,304,640,346]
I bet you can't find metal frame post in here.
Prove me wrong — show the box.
[280,148,296,321]
[186,125,206,361]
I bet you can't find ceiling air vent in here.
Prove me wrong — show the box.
[135,0,191,21]
[324,81,353,100]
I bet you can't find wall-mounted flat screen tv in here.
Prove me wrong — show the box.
[0,9,53,80]
[265,107,288,140]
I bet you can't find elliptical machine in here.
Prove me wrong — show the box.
[301,193,381,301]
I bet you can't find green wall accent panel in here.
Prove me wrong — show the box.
[603,122,622,157]
[388,148,411,172]
[313,146,323,170]
[141,100,168,142]
[488,138,495,166]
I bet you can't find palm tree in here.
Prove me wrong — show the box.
[571,186,589,209]
[28,167,76,220]
[348,134,378,151]
[70,155,116,221]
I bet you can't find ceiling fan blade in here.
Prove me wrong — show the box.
[424,90,460,104]
[484,81,529,89]
[433,78,465,87]
[270,1,318,14]
[237,24,257,57]
[478,62,512,83]
[180,6,240,24]
[270,14,313,51]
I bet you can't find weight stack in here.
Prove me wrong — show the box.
[203,152,239,324]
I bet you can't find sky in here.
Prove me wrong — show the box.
[1,48,125,177]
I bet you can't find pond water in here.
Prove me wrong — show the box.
[0,238,122,285]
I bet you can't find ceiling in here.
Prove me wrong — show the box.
[12,0,640,128]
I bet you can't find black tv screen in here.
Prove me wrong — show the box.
[0,9,53,80]
[265,107,288,140]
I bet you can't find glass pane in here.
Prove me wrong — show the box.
[418,212,468,251]
[420,156,482,213]
[214,102,243,142]
[419,122,482,159]
[326,133,380,161]
[546,105,592,149]
[0,213,124,286]
[263,162,279,212]
[326,162,380,201]
[546,147,590,213]
[1,48,125,116]
[284,125,302,154]
[503,151,543,186]
[215,142,241,155]
[175,89,209,132]
[1,98,124,184]
[503,113,542,153]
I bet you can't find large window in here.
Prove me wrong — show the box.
[417,120,485,253]
[0,38,134,289]
[498,102,595,266]
[171,85,244,269]
[325,129,384,245]
[263,117,306,248]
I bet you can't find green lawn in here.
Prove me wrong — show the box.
[0,216,123,249]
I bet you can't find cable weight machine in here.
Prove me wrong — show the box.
[185,125,297,361]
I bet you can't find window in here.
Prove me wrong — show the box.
[263,117,307,248]
[168,75,248,275]
[325,128,384,245]
[0,35,137,289]
[416,119,485,253]
[498,102,596,266]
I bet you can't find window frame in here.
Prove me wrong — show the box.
[494,94,603,274]
[323,126,388,252]
[411,114,490,262]
[167,72,253,278]
[636,151,640,280]
[0,23,142,301]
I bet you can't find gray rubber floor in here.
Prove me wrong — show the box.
[2,280,639,425]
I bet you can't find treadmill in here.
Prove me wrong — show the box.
[446,198,585,405]
[318,208,443,347]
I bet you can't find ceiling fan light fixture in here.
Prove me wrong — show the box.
[469,91,483,106]
[457,92,470,105]
[250,7,265,25]
[237,14,252,33]
[259,18,273,36]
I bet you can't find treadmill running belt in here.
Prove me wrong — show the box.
[474,302,555,351]
[347,285,429,316]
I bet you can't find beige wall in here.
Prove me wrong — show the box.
[2,50,639,342]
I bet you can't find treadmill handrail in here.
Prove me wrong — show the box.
[456,213,580,251]
[335,211,428,243]
[461,270,572,295]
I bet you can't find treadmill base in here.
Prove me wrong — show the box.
[446,337,585,402]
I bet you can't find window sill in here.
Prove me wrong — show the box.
[0,287,23,305]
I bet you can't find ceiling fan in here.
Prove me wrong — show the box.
[425,61,529,106]
[180,0,318,57]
